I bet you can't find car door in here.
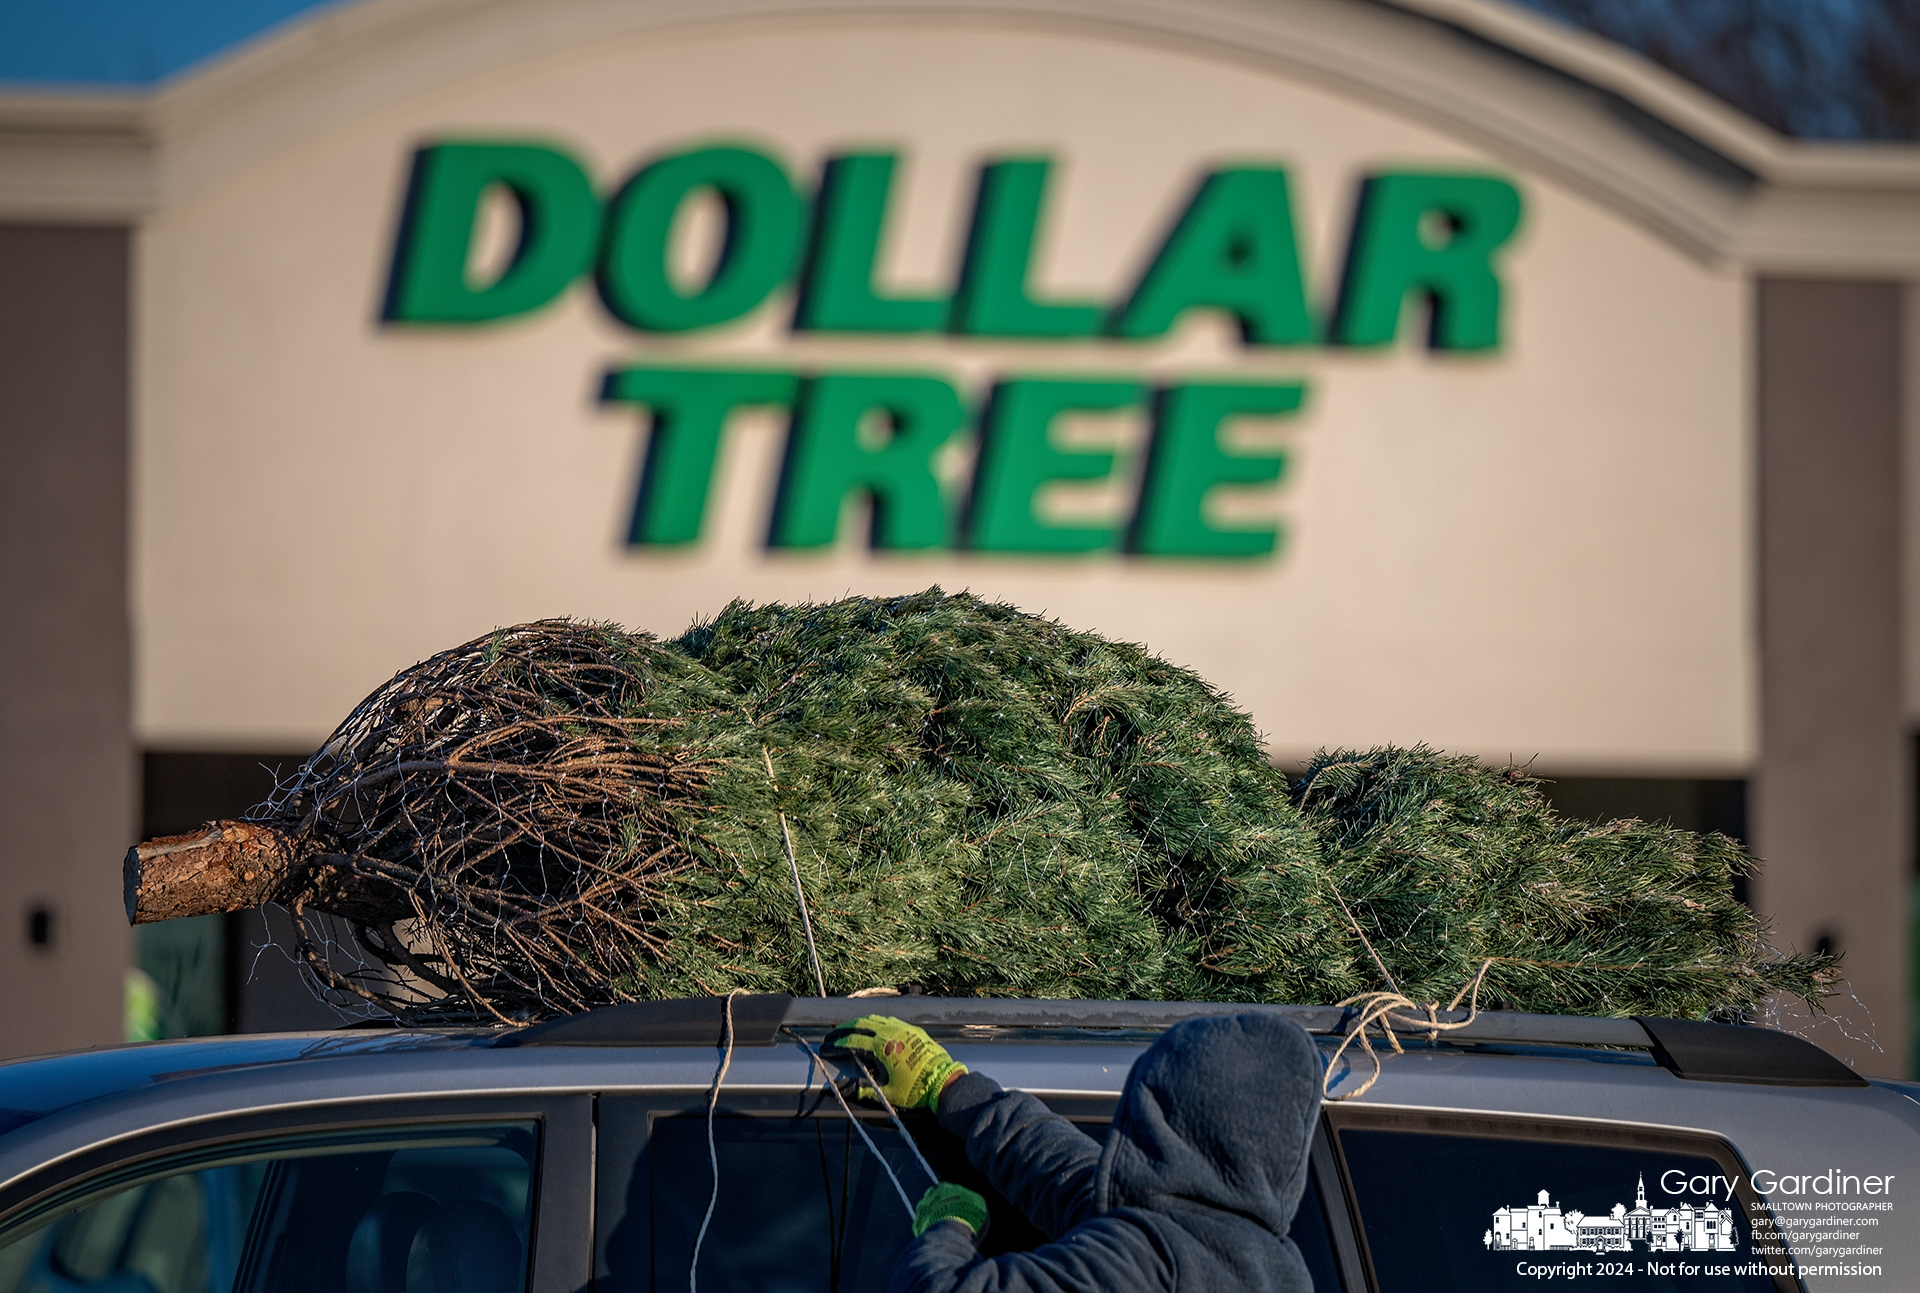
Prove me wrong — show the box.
[1321,1105,1799,1293]
[0,1094,590,1293]
[594,1088,1351,1292]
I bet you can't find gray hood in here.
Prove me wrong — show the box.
[1094,1012,1320,1235]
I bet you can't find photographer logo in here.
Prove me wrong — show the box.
[1485,1176,1737,1253]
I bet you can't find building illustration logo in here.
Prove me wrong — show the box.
[1485,1175,1737,1253]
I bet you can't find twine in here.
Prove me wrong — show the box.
[846,1052,942,1191]
[691,988,746,1293]
[1317,867,1495,1101]
[1322,958,1494,1102]
[764,747,828,997]
[784,1026,918,1219]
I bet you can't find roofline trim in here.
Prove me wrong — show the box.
[0,0,1916,266]
[10,0,1904,185]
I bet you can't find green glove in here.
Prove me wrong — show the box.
[912,1182,989,1239]
[822,1015,967,1110]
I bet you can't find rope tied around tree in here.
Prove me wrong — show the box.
[1322,958,1495,1102]
[1317,869,1496,1101]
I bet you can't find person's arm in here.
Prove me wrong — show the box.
[935,1072,1103,1240]
[888,1212,1176,1293]
[823,1017,1105,1239]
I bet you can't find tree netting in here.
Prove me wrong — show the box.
[170,590,1831,1023]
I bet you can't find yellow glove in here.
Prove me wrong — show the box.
[822,1015,967,1111]
[913,1182,989,1239]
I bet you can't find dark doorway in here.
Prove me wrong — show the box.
[1537,777,1750,904]
[140,750,369,1034]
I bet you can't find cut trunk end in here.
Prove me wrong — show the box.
[124,821,303,924]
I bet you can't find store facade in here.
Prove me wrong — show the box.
[2,0,1917,1070]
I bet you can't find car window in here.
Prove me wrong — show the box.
[0,1122,538,1293]
[1288,1157,1346,1293]
[1335,1124,1784,1293]
[597,1099,1345,1292]
[604,1110,922,1293]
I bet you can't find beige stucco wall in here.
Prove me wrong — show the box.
[134,18,1752,770]
[1906,281,1920,724]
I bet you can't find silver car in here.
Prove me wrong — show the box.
[0,998,1905,1293]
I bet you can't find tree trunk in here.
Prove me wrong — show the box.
[124,821,403,925]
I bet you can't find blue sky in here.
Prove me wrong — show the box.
[0,0,346,85]
[1514,0,1915,140]
[1,0,1909,140]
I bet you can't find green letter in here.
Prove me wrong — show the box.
[602,367,799,545]
[795,154,948,333]
[969,377,1145,554]
[951,158,1101,338]
[598,145,803,332]
[385,141,599,324]
[1111,168,1313,346]
[771,373,966,549]
[1333,171,1523,350]
[1133,382,1301,558]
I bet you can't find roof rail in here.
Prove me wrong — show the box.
[493,995,1868,1087]
[490,997,1639,1047]
[495,995,793,1049]
[778,997,1654,1047]
[1634,1015,1866,1087]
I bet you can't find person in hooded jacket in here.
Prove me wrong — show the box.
[823,1011,1322,1293]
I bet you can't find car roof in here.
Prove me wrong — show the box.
[0,995,1880,1123]
[0,1000,1911,1213]
[0,1029,494,1122]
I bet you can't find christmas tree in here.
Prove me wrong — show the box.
[125,590,1832,1024]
